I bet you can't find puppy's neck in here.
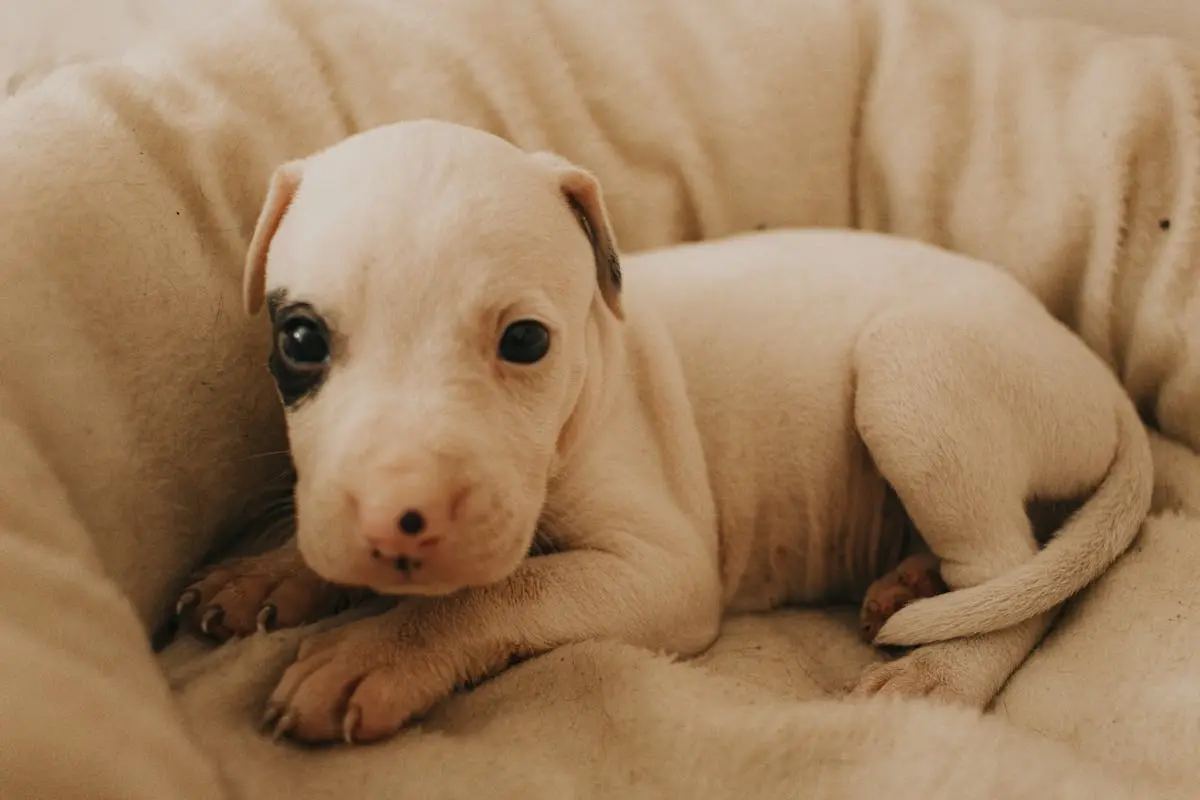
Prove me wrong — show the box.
[551,298,627,474]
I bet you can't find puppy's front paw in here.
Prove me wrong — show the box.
[263,612,458,744]
[846,647,979,708]
[176,550,363,641]
[859,553,946,642]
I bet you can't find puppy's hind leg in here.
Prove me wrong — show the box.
[845,313,1053,708]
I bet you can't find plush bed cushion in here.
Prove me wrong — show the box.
[0,0,224,97]
[1,0,1198,798]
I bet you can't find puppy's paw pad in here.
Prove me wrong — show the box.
[893,553,947,597]
[859,554,947,642]
[176,554,358,641]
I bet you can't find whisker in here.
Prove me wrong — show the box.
[240,449,293,462]
[269,466,298,483]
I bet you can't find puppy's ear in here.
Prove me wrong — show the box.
[244,161,303,316]
[531,152,623,319]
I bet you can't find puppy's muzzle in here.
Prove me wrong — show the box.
[349,463,469,575]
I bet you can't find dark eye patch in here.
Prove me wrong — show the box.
[266,294,333,408]
[266,288,288,322]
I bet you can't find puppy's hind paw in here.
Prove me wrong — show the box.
[859,553,946,643]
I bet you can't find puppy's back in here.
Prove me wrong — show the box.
[619,228,1110,610]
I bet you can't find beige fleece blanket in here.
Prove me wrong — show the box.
[2,0,1200,798]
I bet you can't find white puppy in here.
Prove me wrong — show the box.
[182,120,1152,745]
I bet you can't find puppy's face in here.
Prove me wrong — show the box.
[243,122,622,595]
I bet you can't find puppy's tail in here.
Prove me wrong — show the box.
[873,405,1153,647]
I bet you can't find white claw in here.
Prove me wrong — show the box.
[199,606,223,635]
[261,703,283,731]
[271,710,297,742]
[343,706,361,745]
[256,604,277,634]
[175,590,200,617]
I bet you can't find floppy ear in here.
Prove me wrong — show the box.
[531,152,623,319]
[244,161,303,316]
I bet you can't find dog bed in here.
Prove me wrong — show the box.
[1,0,1198,797]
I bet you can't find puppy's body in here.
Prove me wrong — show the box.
[620,244,905,613]
[630,239,910,613]
[184,122,1152,743]
[629,232,1145,639]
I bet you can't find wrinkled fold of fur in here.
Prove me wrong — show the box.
[1,0,1199,797]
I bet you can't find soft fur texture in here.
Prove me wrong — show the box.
[2,0,1200,796]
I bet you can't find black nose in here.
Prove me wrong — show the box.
[398,510,426,536]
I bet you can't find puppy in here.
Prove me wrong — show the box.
[180,120,1152,744]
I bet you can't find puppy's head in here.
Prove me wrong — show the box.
[243,121,623,595]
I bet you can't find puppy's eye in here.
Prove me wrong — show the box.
[498,320,551,365]
[278,317,330,370]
